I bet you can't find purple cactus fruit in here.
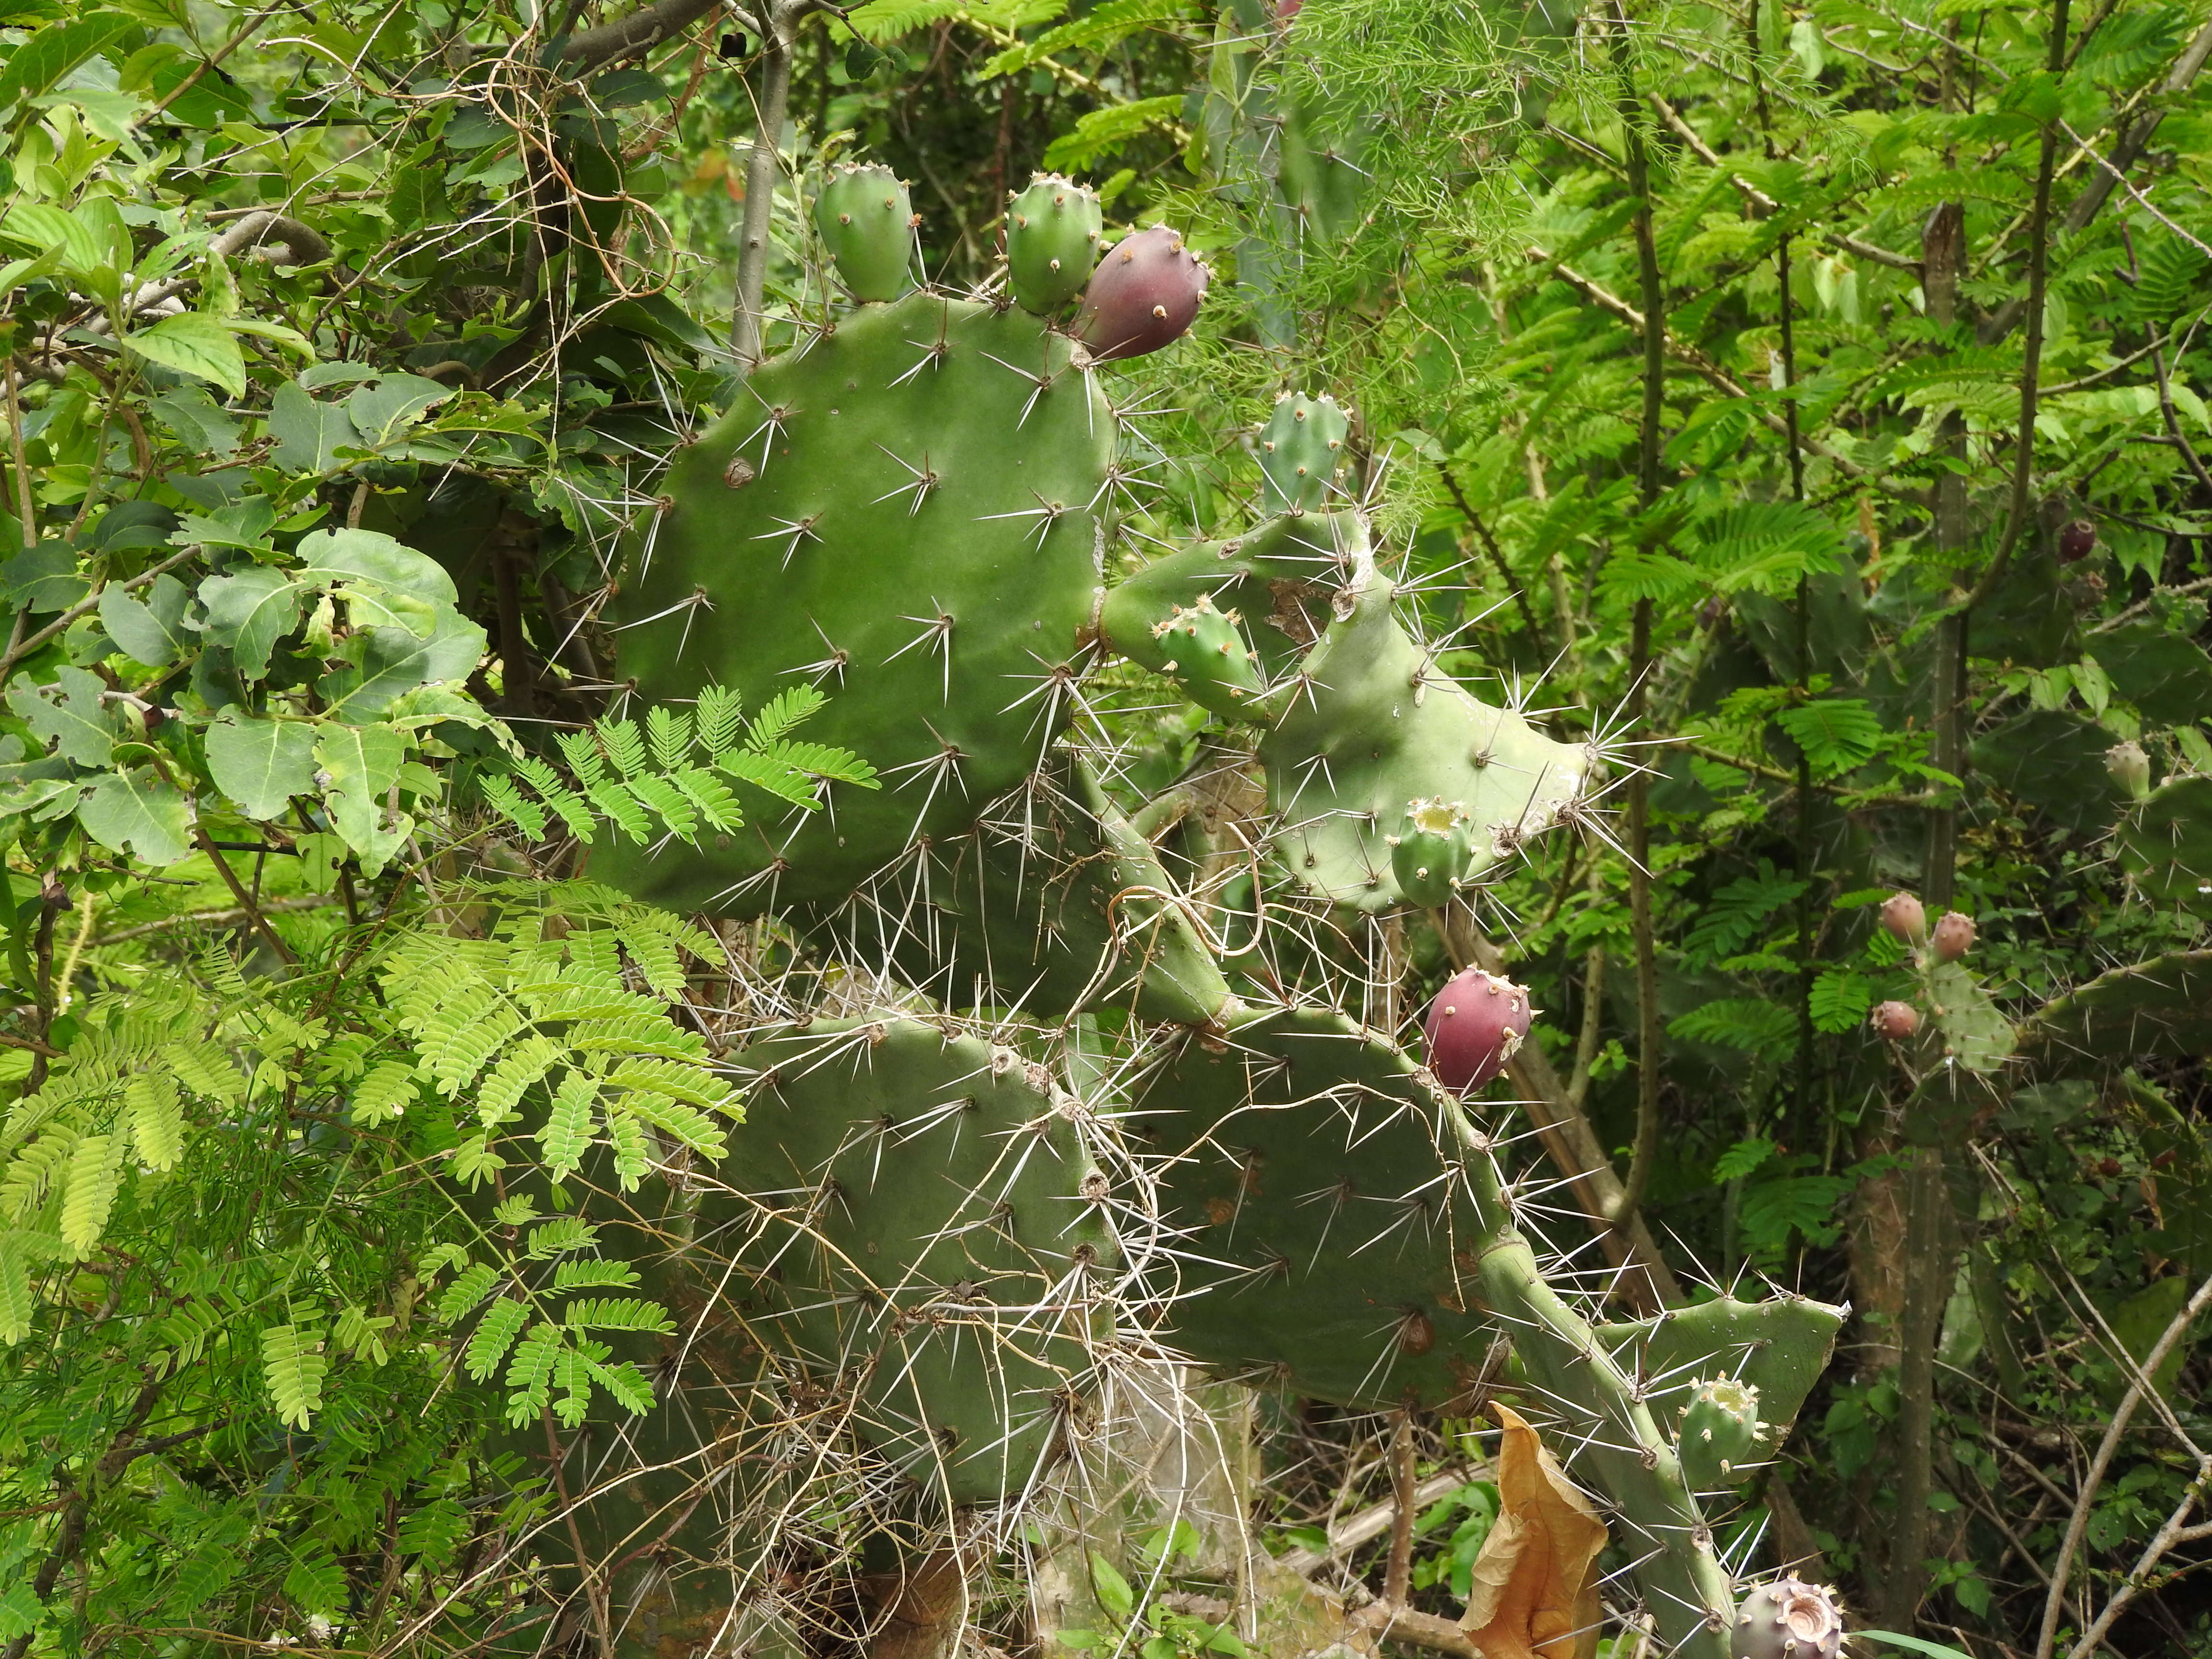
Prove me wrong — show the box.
[1878,891,1926,946]
[1074,226,1208,362]
[1931,910,1975,962]
[1730,1577,1844,1659]
[2059,517,2097,564]
[1423,967,1534,1095]
[1871,1000,1919,1041]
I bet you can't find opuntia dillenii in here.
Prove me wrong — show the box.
[1871,1000,1919,1040]
[1678,1376,1763,1489]
[2105,740,2150,799]
[1730,1578,1844,1659]
[1931,910,1975,962]
[1879,891,1926,945]
[2059,517,2097,563]
[1075,226,1208,362]
[1423,967,1534,1094]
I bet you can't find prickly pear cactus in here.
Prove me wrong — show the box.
[1258,391,1351,513]
[1677,1377,1764,1491]
[1005,172,1103,313]
[1731,1578,1845,1659]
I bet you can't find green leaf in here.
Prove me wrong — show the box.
[1089,1552,1135,1623]
[0,12,133,121]
[204,715,318,819]
[466,1296,530,1381]
[125,313,247,398]
[1712,1136,1776,1181]
[0,203,103,280]
[294,526,461,606]
[8,666,120,766]
[267,382,364,474]
[58,1132,124,1254]
[77,769,195,865]
[177,496,277,550]
[315,722,407,863]
[1,542,88,613]
[318,612,487,719]
[197,566,300,678]
[1808,967,1874,1033]
[98,573,194,666]
[1042,96,1182,169]
[260,1322,328,1429]
[1777,697,1883,776]
[344,373,455,445]
[1859,1631,1979,1659]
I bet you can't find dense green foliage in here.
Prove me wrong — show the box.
[0,0,2208,1652]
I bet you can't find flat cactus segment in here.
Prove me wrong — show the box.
[2018,949,2212,1070]
[823,756,1236,1025]
[604,295,1114,914]
[1149,592,1264,707]
[705,1018,1119,1504]
[1589,1293,1846,1456]
[1006,173,1103,314]
[815,162,917,300]
[1258,392,1350,514]
[1127,1004,1504,1407]
[2117,773,2212,915]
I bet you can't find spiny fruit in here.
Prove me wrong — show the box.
[814,162,916,301]
[2060,517,2098,563]
[1259,391,1351,515]
[1005,172,1102,314]
[1149,592,1262,704]
[1676,1376,1762,1489]
[1879,891,1926,946]
[1870,1000,1920,1040]
[1423,967,1533,1094]
[2105,739,2150,799]
[1730,1578,1844,1659]
[1075,225,1208,361]
[1931,910,1976,962]
[1389,797,1472,907]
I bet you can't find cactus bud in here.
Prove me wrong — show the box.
[1422,967,1534,1095]
[1004,172,1102,315]
[814,162,916,301]
[2059,517,2097,564]
[1677,1376,1762,1489]
[1930,910,1975,962]
[1730,1578,1844,1659]
[1390,797,1474,906]
[2105,740,2150,800]
[1147,593,1262,704]
[1879,891,1926,945]
[1075,226,1208,362]
[1259,392,1352,515]
[1871,1000,1919,1040]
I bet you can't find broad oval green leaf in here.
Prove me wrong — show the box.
[126,313,247,399]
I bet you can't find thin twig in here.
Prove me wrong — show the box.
[0,544,203,680]
[1384,1411,1416,1606]
[191,830,300,966]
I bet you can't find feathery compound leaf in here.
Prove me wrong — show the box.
[743,683,827,747]
[716,747,828,809]
[666,764,745,833]
[466,1296,530,1381]
[0,1231,39,1343]
[552,1258,640,1291]
[481,773,550,842]
[606,1111,650,1190]
[349,1058,420,1126]
[126,1073,184,1171]
[1776,697,1884,776]
[557,729,610,785]
[514,757,598,842]
[538,1073,598,1183]
[478,1035,565,1125]
[436,1261,501,1323]
[751,738,879,788]
[595,717,650,779]
[623,773,699,841]
[587,1355,657,1415]
[603,1056,741,1113]
[567,1013,709,1062]
[503,1322,562,1425]
[619,1091,734,1159]
[586,778,654,843]
[527,1215,599,1258]
[60,1133,127,1257]
[163,1040,244,1103]
[561,1297,673,1333]
[646,704,692,770]
[0,1127,77,1223]
[261,1323,329,1429]
[695,684,743,756]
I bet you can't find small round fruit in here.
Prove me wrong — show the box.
[1074,226,1209,362]
[1931,910,1975,962]
[1871,1000,1920,1041]
[1730,1579,1844,1659]
[1879,892,1926,946]
[1423,967,1534,1094]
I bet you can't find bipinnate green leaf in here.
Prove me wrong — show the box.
[204,715,317,819]
[126,313,247,398]
[260,1322,328,1429]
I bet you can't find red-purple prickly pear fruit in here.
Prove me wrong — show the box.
[1423,967,1534,1095]
[1075,226,1209,362]
[1871,1000,1919,1041]
[1730,1578,1844,1659]
[1931,910,1975,962]
[1879,891,1926,946]
[2059,517,2097,563]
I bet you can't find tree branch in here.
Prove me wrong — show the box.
[557,0,728,75]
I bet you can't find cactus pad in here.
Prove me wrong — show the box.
[2117,774,2212,915]
[1590,1293,1846,1456]
[1258,392,1351,514]
[605,294,1114,913]
[1006,173,1103,314]
[815,162,917,301]
[2018,949,2212,1071]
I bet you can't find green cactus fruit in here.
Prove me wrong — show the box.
[2117,773,2212,916]
[1591,1294,1846,1455]
[1127,1004,1505,1408]
[2105,739,2151,800]
[1006,172,1103,314]
[1730,1579,1844,1659]
[1676,1376,1763,1490]
[1150,592,1265,706]
[1101,512,1590,910]
[828,753,1236,1025]
[1258,392,1351,515]
[706,1017,1119,1505]
[2018,949,2212,1071]
[601,293,1114,914]
[1389,797,1473,905]
[814,161,917,301]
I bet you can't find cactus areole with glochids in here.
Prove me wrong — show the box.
[1730,1578,1845,1659]
[1075,225,1210,361]
[1423,966,1534,1094]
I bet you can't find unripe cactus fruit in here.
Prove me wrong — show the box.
[1259,392,1351,514]
[1730,1578,1844,1659]
[1870,1000,1920,1040]
[1389,797,1473,907]
[1677,1376,1763,1489]
[1422,967,1533,1094]
[1005,172,1102,314]
[1149,592,1262,703]
[1931,910,1976,962]
[814,162,916,301]
[1879,891,1927,945]
[1075,226,1208,361]
[2105,739,2151,800]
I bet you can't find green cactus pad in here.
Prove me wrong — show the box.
[706,1017,1119,1505]
[1919,960,2016,1074]
[603,294,1114,914]
[815,162,917,301]
[1590,1293,1846,1456]
[1389,798,1473,906]
[1150,591,1264,707]
[1126,1004,1506,1407]
[2117,773,2212,915]
[823,754,1236,1026]
[2018,949,2212,1071]
[1676,1376,1763,1491]
[1258,392,1351,515]
[1006,172,1103,314]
